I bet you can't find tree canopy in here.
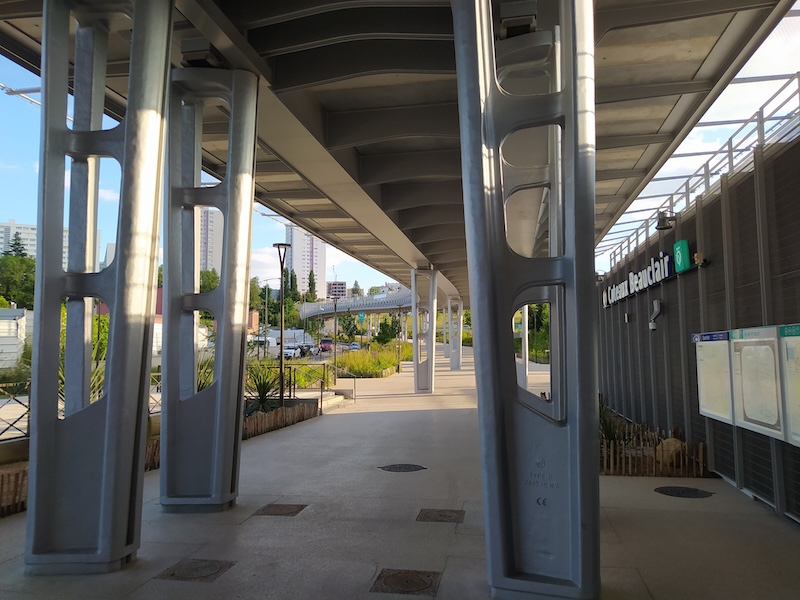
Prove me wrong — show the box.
[4,232,27,257]
[352,280,362,296]
[0,255,35,308]
[306,270,317,301]
[368,285,383,296]
[199,269,219,293]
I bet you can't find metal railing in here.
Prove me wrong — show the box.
[0,382,30,441]
[604,73,800,268]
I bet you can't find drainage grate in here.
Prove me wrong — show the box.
[370,568,442,596]
[156,558,236,583]
[378,464,427,473]
[655,486,713,499]
[416,509,465,523]
[253,503,308,516]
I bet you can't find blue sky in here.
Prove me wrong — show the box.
[0,55,394,291]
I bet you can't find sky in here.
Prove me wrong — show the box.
[0,57,394,291]
[595,7,800,272]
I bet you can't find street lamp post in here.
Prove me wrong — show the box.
[273,243,291,406]
[332,297,338,384]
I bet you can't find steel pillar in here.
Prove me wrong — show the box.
[161,68,258,512]
[517,305,530,388]
[452,0,599,597]
[26,0,173,574]
[443,307,452,358]
[411,269,438,393]
[448,296,463,371]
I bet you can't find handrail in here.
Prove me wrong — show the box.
[603,73,800,268]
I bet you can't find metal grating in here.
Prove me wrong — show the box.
[712,420,736,481]
[741,429,775,503]
[416,509,465,523]
[253,503,307,517]
[156,559,236,583]
[783,442,800,519]
[370,568,442,596]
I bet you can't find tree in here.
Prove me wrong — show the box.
[375,315,401,344]
[4,232,27,257]
[352,280,362,297]
[289,269,301,301]
[157,265,163,287]
[199,269,220,293]
[368,285,382,296]
[0,295,9,308]
[0,255,36,309]
[339,309,358,342]
[249,277,263,312]
[463,309,471,327]
[306,270,317,302]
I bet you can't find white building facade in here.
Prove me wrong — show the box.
[0,308,26,369]
[0,219,74,269]
[285,224,325,297]
[198,207,224,273]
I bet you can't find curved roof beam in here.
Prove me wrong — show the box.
[226,0,449,29]
[360,149,461,186]
[326,102,459,150]
[381,180,463,211]
[270,39,455,92]
[247,7,453,57]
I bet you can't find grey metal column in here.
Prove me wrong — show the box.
[26,0,173,574]
[161,68,258,512]
[444,306,451,358]
[453,0,599,597]
[517,304,529,388]
[449,296,463,371]
[411,269,438,393]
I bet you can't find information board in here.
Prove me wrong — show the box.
[692,332,733,424]
[779,324,800,447]
[731,327,784,439]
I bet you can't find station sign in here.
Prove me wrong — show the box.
[601,251,674,308]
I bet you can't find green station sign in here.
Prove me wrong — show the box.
[674,239,691,274]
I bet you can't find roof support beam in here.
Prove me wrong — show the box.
[596,0,776,38]
[247,7,453,57]
[408,224,466,244]
[226,0,449,29]
[257,189,324,200]
[270,39,456,92]
[597,80,712,104]
[381,181,463,211]
[399,206,464,230]
[326,103,459,150]
[596,169,648,181]
[597,133,673,150]
[360,149,461,186]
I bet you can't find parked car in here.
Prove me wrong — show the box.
[282,344,301,359]
[319,338,333,352]
[349,342,362,350]
[299,343,319,357]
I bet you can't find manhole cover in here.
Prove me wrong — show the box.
[370,568,441,596]
[378,464,427,472]
[416,509,465,523]
[655,486,713,499]
[156,559,236,582]
[253,503,307,516]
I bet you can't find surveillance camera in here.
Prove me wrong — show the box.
[649,321,657,331]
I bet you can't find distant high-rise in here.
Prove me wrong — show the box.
[285,225,326,296]
[198,207,223,273]
[0,219,83,270]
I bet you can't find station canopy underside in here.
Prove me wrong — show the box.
[0,0,791,308]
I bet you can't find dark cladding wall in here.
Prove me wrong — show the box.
[598,139,800,521]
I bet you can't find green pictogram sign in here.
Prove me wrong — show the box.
[674,239,690,274]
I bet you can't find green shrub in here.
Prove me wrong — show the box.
[244,359,279,415]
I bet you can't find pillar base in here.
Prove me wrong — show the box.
[160,499,236,513]
[25,552,136,575]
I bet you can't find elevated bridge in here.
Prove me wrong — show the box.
[299,290,413,320]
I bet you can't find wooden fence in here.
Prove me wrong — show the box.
[0,466,27,517]
[242,402,319,440]
[600,422,706,477]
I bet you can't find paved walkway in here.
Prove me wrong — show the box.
[1,348,800,599]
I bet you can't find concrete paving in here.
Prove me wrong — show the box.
[1,347,799,599]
